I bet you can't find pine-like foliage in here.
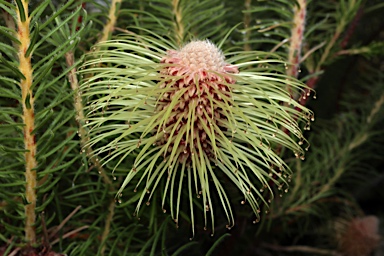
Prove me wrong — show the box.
[0,0,383,255]
[80,32,312,235]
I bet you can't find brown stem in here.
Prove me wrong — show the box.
[261,243,342,256]
[276,1,307,158]
[66,52,114,256]
[16,0,37,245]
[91,0,123,253]
[1,7,16,32]
[48,205,82,240]
[76,3,87,31]
[50,226,89,246]
[8,248,21,256]
[340,8,364,49]
[65,52,112,186]
[298,3,362,106]
[286,0,306,80]
[72,2,123,251]
[100,199,116,255]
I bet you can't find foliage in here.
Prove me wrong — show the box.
[0,0,383,255]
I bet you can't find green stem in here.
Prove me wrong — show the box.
[172,0,184,44]
[99,0,122,43]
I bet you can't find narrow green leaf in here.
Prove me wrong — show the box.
[25,22,39,57]
[30,59,54,91]
[0,181,25,187]
[150,218,167,256]
[0,2,16,13]
[0,239,14,254]
[30,0,50,25]
[32,6,81,56]
[25,92,31,109]
[171,241,199,256]
[0,26,21,44]
[0,42,18,58]
[0,146,26,153]
[206,233,231,256]
[0,85,21,100]
[39,0,76,30]
[0,56,26,80]
[15,0,25,22]
[35,191,55,211]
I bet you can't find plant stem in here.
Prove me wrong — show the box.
[286,0,306,80]
[65,52,112,186]
[243,0,252,51]
[50,226,89,246]
[316,2,361,72]
[16,0,37,245]
[367,93,384,124]
[66,51,114,256]
[99,0,122,43]
[172,0,184,44]
[68,58,115,254]
[261,243,342,255]
[289,158,302,201]
[1,7,15,32]
[299,2,362,105]
[80,1,124,251]
[340,8,363,49]
[100,199,116,255]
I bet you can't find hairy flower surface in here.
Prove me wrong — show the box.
[337,216,380,256]
[157,40,238,164]
[81,34,313,234]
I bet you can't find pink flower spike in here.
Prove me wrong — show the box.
[157,40,237,163]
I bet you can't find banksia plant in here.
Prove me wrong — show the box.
[1,0,383,255]
[81,33,313,233]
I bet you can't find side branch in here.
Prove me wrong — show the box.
[66,51,114,256]
[82,1,124,253]
[243,0,252,51]
[172,0,184,44]
[299,2,362,105]
[100,199,116,255]
[16,0,37,245]
[65,52,111,186]
[287,0,306,96]
[99,0,122,43]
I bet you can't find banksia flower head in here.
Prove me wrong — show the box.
[336,216,381,256]
[157,40,238,164]
[81,33,313,235]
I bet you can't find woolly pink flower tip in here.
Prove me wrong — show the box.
[158,40,239,163]
[339,216,380,256]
